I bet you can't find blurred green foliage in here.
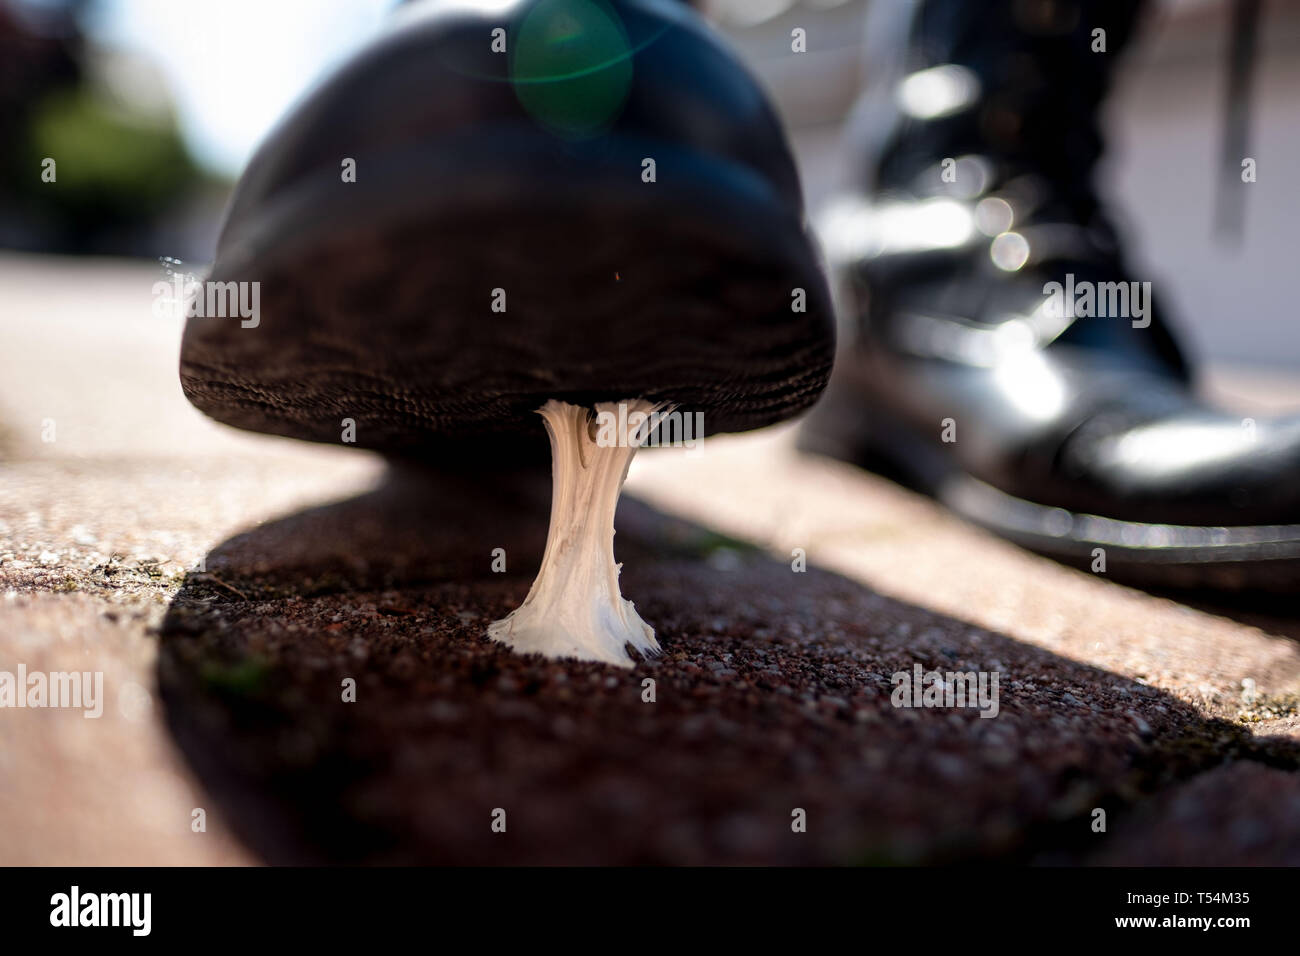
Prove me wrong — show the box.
[22,86,202,223]
[0,1,212,254]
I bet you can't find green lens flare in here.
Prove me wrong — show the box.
[511,0,634,137]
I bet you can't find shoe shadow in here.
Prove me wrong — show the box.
[158,462,1300,865]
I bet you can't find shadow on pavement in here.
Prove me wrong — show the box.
[158,463,1300,865]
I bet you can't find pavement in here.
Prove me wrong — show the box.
[2,253,1299,864]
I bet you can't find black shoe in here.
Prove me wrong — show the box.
[180,0,833,455]
[801,0,1300,591]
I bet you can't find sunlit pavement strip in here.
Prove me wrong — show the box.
[626,429,1300,725]
[2,255,1299,863]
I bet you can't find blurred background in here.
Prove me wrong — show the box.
[3,0,1300,866]
[2,0,1298,369]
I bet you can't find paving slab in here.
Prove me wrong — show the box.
[2,255,1299,864]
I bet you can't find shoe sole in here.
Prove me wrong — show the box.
[180,128,835,454]
[799,378,1300,593]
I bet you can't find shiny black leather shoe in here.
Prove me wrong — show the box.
[180,0,833,454]
[801,0,1300,590]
